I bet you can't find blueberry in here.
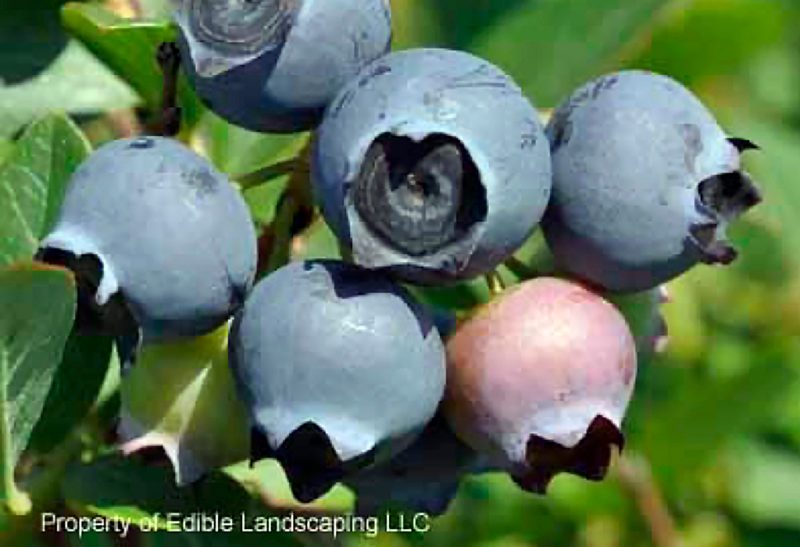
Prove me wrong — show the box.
[312,48,552,284]
[118,324,250,487]
[38,136,257,345]
[173,0,392,132]
[543,70,762,292]
[345,414,490,516]
[444,278,636,493]
[228,260,446,503]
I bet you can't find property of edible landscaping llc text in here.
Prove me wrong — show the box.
[41,511,432,539]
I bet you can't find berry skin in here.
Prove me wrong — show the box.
[345,414,489,516]
[173,0,392,133]
[312,48,552,284]
[443,277,636,493]
[38,136,257,345]
[543,70,762,292]
[228,260,446,503]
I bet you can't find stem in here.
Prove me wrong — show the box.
[287,143,314,210]
[152,42,182,137]
[23,435,85,509]
[264,193,299,274]
[504,255,540,280]
[0,347,32,516]
[92,351,121,414]
[2,432,86,542]
[259,142,315,275]
[484,271,506,297]
[337,241,353,263]
[615,454,680,547]
[4,485,32,516]
[235,160,299,190]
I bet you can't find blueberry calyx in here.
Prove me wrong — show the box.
[352,133,487,257]
[728,136,760,152]
[189,0,294,55]
[36,247,137,337]
[251,423,375,503]
[514,415,624,494]
[691,169,762,265]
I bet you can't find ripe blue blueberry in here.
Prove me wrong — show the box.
[312,48,552,284]
[39,136,257,345]
[543,70,762,292]
[228,260,446,503]
[172,0,392,132]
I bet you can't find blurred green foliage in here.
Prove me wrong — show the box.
[0,0,799,546]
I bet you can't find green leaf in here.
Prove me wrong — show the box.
[390,0,448,50]
[243,180,289,228]
[0,0,66,84]
[439,473,576,545]
[0,114,91,267]
[726,115,800,271]
[546,473,632,523]
[608,288,666,354]
[291,218,342,262]
[726,219,792,287]
[0,139,12,165]
[61,3,203,126]
[240,136,308,227]
[0,41,138,139]
[739,528,800,547]
[634,357,793,492]
[746,47,800,116]
[411,279,490,315]
[658,274,707,363]
[193,112,304,176]
[769,342,800,451]
[63,456,302,546]
[724,440,800,529]
[63,456,245,526]
[0,262,76,514]
[626,0,788,87]
[62,456,241,529]
[472,0,676,105]
[420,0,526,51]
[28,334,113,453]
[226,459,354,513]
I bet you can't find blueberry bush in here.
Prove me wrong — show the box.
[1,1,799,546]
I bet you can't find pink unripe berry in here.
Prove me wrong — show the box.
[443,277,637,493]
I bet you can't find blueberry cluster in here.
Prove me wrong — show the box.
[39,0,761,513]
